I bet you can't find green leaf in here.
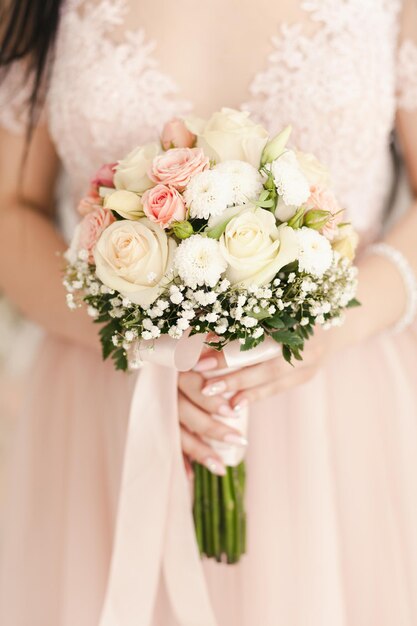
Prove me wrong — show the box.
[112,347,128,371]
[287,206,305,229]
[99,319,119,360]
[271,330,304,348]
[239,335,265,351]
[263,315,286,330]
[346,298,361,308]
[292,347,304,361]
[282,345,293,364]
[256,198,275,209]
[279,313,296,328]
[258,189,270,202]
[280,260,298,274]
[206,221,229,240]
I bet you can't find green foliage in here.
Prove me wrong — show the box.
[346,298,361,308]
[206,220,229,240]
[99,319,120,360]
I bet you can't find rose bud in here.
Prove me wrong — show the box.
[287,206,305,230]
[161,118,196,150]
[303,209,331,231]
[261,125,292,165]
[172,220,194,239]
[91,162,117,192]
[104,190,143,220]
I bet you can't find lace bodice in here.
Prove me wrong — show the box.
[1,0,417,236]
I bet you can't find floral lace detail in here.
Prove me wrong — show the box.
[48,0,192,199]
[243,0,404,232]
[397,39,417,111]
[1,0,414,237]
[0,65,31,134]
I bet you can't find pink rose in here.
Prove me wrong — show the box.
[306,186,344,240]
[161,118,196,150]
[142,184,186,228]
[77,194,102,216]
[79,208,116,263]
[149,147,209,190]
[90,162,117,192]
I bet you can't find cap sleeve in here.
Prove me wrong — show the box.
[396,0,417,112]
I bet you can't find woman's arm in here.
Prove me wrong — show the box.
[0,124,99,351]
[339,109,417,348]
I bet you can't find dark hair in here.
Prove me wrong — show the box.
[0,0,63,135]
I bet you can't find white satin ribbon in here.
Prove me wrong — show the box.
[100,335,280,626]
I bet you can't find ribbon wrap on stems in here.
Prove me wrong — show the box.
[99,334,280,626]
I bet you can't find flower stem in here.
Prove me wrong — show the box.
[210,472,221,561]
[202,466,213,557]
[193,463,204,554]
[222,468,236,563]
[193,461,247,564]
[231,466,242,562]
[238,462,247,555]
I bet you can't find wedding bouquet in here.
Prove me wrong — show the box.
[64,108,359,564]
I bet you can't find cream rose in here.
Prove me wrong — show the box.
[186,108,268,168]
[94,219,177,307]
[332,224,359,261]
[296,151,330,188]
[113,143,160,193]
[219,207,299,287]
[104,189,143,220]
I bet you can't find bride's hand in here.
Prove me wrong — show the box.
[178,333,327,473]
[193,333,327,410]
[178,364,247,476]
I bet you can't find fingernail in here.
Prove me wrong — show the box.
[233,398,249,412]
[204,457,226,476]
[193,357,218,372]
[217,404,236,418]
[202,380,227,397]
[223,433,248,447]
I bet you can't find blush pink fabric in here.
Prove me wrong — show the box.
[1,2,417,626]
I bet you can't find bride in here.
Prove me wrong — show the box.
[1,1,417,624]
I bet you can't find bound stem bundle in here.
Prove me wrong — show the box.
[193,462,246,564]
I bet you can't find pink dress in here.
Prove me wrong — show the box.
[1,1,417,624]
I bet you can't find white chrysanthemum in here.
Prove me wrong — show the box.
[271,150,310,207]
[174,235,228,289]
[184,170,235,219]
[296,227,333,277]
[214,160,264,205]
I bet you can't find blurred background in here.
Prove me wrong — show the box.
[0,298,42,511]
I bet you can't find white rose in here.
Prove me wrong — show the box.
[186,108,268,168]
[207,204,247,230]
[114,143,160,193]
[219,207,299,287]
[94,219,177,307]
[104,189,143,220]
[295,151,330,188]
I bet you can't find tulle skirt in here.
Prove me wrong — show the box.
[1,324,417,625]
